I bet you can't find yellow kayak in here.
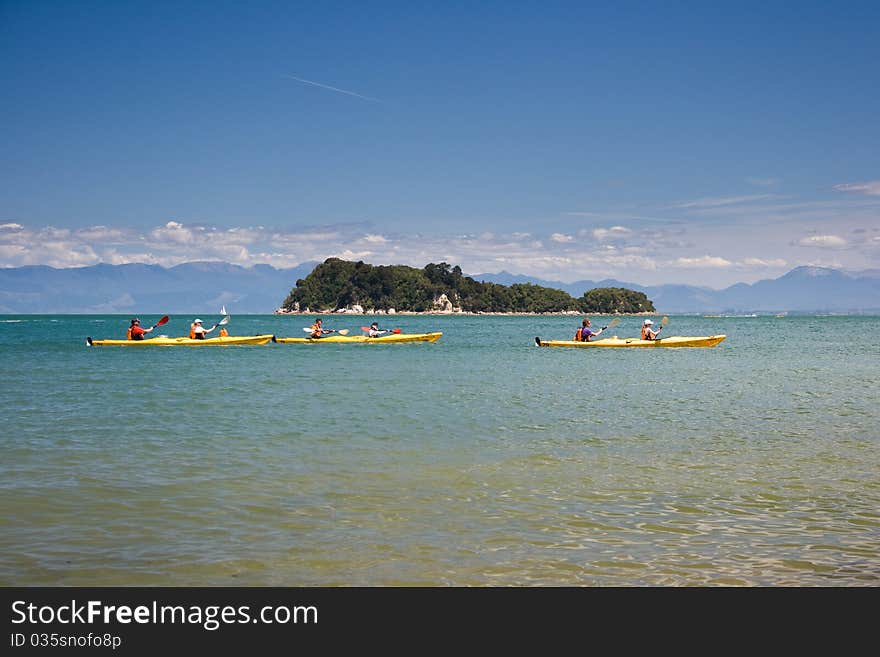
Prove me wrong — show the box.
[535,335,726,348]
[87,335,275,346]
[275,332,443,344]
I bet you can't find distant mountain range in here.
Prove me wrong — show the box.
[0,262,878,313]
[470,266,880,313]
[0,261,318,313]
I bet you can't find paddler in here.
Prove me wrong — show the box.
[574,318,603,342]
[190,318,217,340]
[641,319,661,340]
[127,318,156,341]
[310,318,332,338]
[367,321,390,337]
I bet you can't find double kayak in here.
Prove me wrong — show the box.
[535,335,726,348]
[86,335,275,346]
[275,332,443,344]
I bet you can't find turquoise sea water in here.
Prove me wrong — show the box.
[1,314,878,586]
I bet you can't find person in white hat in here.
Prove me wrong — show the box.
[641,318,661,341]
[190,318,217,340]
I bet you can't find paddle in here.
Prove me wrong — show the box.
[302,327,350,336]
[656,316,668,337]
[600,317,621,333]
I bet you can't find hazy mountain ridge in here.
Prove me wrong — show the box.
[1,262,878,313]
[470,266,880,313]
[0,262,318,313]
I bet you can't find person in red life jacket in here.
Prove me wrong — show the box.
[127,318,155,341]
[641,319,661,341]
[190,318,217,340]
[574,318,604,342]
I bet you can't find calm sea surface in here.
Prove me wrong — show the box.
[1,314,878,586]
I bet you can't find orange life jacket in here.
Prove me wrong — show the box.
[126,328,132,340]
[189,326,196,339]
[574,328,583,341]
[219,328,228,337]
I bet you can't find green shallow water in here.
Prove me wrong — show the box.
[1,314,878,586]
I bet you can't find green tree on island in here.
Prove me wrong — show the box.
[282,259,655,314]
[578,287,655,313]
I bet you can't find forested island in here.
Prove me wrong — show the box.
[280,259,654,314]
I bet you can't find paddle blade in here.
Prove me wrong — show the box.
[392,328,401,334]
[155,315,169,327]
[607,318,621,329]
[661,316,669,327]
[361,326,371,332]
[218,315,230,326]
[303,327,314,332]
[337,329,349,335]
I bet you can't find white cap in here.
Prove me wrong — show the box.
[193,319,202,323]
[644,319,653,325]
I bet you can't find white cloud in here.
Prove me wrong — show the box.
[151,221,195,245]
[740,257,787,268]
[592,226,632,241]
[833,181,880,196]
[0,205,874,287]
[104,250,160,265]
[797,235,847,248]
[0,244,28,259]
[331,249,374,260]
[671,256,733,268]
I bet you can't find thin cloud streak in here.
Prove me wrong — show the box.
[283,75,381,102]
[834,180,880,196]
[673,194,779,209]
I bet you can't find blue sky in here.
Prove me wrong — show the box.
[1,0,878,286]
